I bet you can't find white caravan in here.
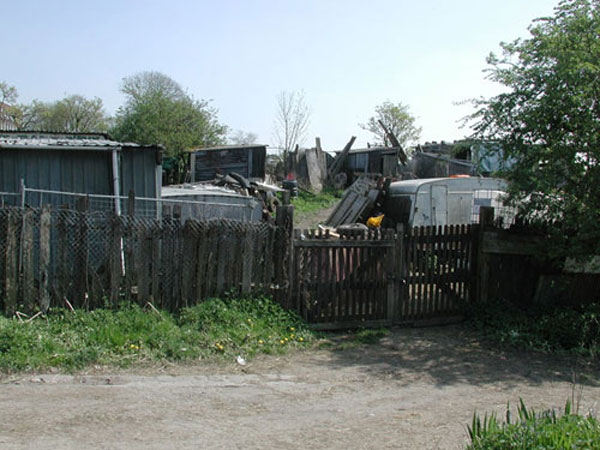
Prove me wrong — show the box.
[382,177,513,228]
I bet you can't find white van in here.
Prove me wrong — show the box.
[382,177,513,228]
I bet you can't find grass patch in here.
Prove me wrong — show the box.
[328,327,390,351]
[291,188,340,215]
[0,296,315,373]
[466,399,600,449]
[466,300,600,356]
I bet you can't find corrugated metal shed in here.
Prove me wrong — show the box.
[0,131,162,210]
[189,144,266,182]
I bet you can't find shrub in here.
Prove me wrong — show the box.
[466,299,600,355]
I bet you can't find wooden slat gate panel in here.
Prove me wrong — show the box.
[398,224,477,324]
[293,228,397,329]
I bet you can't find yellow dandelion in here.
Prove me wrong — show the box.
[280,339,285,345]
[258,339,264,345]
[299,337,304,342]
[290,327,295,332]
[290,334,295,339]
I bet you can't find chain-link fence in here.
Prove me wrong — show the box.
[8,185,262,222]
[0,206,290,314]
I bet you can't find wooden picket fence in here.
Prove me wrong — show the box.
[0,207,290,314]
[1,205,479,328]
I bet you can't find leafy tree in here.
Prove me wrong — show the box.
[1,84,109,133]
[111,71,227,183]
[469,0,600,257]
[360,101,421,147]
[29,95,109,132]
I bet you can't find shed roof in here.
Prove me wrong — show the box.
[0,131,144,151]
[337,146,399,155]
[189,144,267,152]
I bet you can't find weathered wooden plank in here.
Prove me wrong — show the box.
[21,209,35,311]
[180,222,198,307]
[216,227,228,294]
[241,229,253,294]
[136,223,151,303]
[4,210,19,315]
[481,231,542,255]
[38,206,51,313]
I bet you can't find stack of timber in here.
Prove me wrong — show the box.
[324,176,380,227]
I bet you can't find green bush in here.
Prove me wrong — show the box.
[0,296,314,372]
[467,399,600,449]
[466,300,600,355]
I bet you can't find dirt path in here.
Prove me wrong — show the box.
[1,326,599,450]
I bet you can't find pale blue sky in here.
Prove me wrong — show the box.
[3,0,557,150]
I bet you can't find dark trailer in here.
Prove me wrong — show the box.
[0,131,162,214]
[189,144,267,182]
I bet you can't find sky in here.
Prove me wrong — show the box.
[2,0,558,150]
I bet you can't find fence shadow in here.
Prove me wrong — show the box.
[314,325,600,388]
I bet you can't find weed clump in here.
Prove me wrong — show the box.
[467,399,600,449]
[0,296,314,373]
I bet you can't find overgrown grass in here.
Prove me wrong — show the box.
[291,188,340,214]
[466,299,600,356]
[466,399,600,449]
[0,296,314,373]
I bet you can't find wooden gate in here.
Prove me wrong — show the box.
[292,228,398,329]
[291,225,477,329]
[398,225,477,324]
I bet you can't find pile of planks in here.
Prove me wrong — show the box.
[324,176,381,227]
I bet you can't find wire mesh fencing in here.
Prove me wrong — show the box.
[0,206,291,314]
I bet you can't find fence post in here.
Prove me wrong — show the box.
[477,206,495,303]
[276,192,294,309]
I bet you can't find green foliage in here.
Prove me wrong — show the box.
[0,297,314,372]
[467,300,600,355]
[111,71,227,182]
[360,100,421,147]
[291,188,340,214]
[0,84,109,133]
[467,399,600,449]
[470,0,600,258]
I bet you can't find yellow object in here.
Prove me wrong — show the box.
[367,214,384,228]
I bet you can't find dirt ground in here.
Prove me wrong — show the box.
[1,326,599,450]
